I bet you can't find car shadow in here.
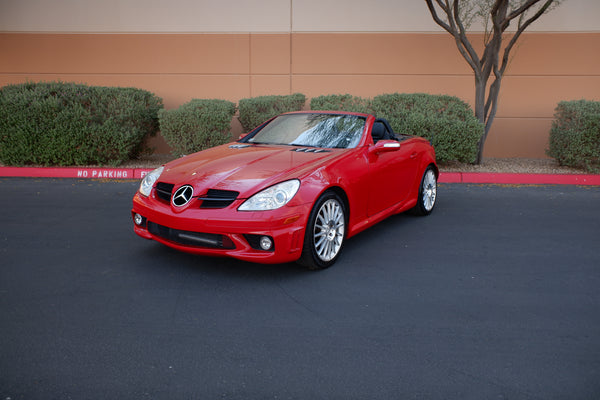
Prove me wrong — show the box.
[139,242,309,281]
[132,208,429,285]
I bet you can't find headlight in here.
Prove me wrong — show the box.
[238,180,300,211]
[139,166,164,197]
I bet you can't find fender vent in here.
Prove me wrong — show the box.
[291,148,331,153]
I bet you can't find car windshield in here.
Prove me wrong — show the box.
[247,113,366,149]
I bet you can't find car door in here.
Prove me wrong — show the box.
[367,125,419,216]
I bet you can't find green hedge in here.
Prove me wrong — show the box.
[547,100,600,173]
[310,93,483,163]
[0,84,486,166]
[238,93,306,132]
[158,99,236,156]
[371,93,483,164]
[0,81,163,166]
[310,94,370,114]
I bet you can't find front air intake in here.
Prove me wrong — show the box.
[199,189,239,209]
[147,222,235,249]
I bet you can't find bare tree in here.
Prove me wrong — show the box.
[425,0,560,163]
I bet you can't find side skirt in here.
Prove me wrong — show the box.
[347,198,417,239]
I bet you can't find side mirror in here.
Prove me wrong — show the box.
[369,140,401,154]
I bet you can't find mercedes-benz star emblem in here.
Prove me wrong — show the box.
[172,185,194,207]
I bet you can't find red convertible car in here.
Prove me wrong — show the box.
[132,111,437,270]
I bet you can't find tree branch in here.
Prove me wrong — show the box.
[425,0,453,33]
[424,0,561,164]
[425,0,481,73]
[499,0,555,76]
[507,0,544,22]
[452,0,482,69]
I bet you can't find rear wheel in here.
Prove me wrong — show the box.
[297,192,346,270]
[412,166,437,216]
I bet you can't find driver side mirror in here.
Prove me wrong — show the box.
[369,140,401,154]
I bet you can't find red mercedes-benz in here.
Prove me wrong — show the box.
[132,111,437,270]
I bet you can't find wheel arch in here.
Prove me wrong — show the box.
[322,185,350,225]
[428,162,439,178]
[297,185,349,270]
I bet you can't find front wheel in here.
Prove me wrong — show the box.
[297,192,346,270]
[412,166,437,216]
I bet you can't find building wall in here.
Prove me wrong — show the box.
[1,0,599,158]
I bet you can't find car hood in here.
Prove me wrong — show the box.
[159,143,343,197]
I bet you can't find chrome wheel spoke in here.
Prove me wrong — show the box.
[313,198,345,262]
[422,170,437,212]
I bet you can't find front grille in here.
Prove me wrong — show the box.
[155,182,174,203]
[154,184,238,209]
[147,221,235,249]
[199,189,239,209]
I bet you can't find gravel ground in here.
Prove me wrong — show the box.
[438,157,588,174]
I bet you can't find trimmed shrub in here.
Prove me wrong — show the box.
[310,94,370,113]
[158,99,236,156]
[238,93,306,131]
[370,93,484,163]
[308,93,482,163]
[547,100,600,173]
[0,81,163,166]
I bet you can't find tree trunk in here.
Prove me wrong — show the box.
[474,76,488,165]
[425,0,560,165]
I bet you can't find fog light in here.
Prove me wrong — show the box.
[259,236,273,251]
[134,213,144,226]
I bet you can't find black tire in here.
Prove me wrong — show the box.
[412,165,437,216]
[297,191,346,270]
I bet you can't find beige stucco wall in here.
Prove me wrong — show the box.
[1,0,599,158]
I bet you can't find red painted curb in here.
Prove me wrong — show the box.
[1,166,599,186]
[438,172,463,183]
[0,166,154,180]
[438,172,600,186]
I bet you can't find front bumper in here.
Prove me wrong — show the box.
[132,192,308,264]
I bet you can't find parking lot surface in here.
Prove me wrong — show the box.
[1,178,599,399]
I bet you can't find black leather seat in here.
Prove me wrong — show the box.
[372,121,389,143]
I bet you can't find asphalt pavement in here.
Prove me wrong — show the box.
[1,178,599,399]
